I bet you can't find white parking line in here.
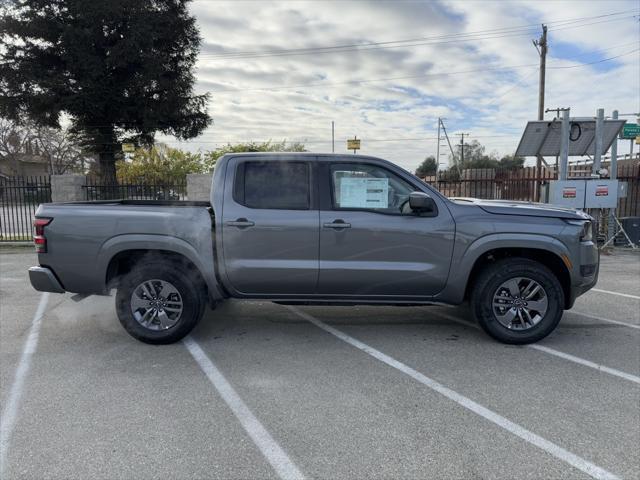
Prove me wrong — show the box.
[286,306,619,480]
[592,288,640,300]
[183,336,305,480]
[431,311,640,385]
[529,345,640,385]
[0,293,49,477]
[568,311,640,330]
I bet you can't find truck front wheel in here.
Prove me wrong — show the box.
[470,258,564,344]
[115,262,204,344]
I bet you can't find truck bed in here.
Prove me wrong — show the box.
[50,200,211,207]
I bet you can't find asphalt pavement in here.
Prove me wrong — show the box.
[0,248,638,479]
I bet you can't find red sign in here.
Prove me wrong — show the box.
[563,187,577,198]
[595,185,609,197]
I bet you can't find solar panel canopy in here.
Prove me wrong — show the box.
[515,119,625,157]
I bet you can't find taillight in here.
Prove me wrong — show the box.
[33,217,52,253]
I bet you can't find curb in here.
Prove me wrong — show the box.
[0,242,34,250]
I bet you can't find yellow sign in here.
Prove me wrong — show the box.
[636,135,640,145]
[121,143,135,153]
[347,139,361,150]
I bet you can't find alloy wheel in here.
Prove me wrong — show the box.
[130,279,184,331]
[492,277,548,330]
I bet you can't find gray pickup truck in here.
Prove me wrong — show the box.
[29,153,598,345]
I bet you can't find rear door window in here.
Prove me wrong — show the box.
[234,161,310,210]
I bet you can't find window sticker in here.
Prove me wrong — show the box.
[339,177,389,208]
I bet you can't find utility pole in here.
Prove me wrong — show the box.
[533,25,547,122]
[436,118,441,176]
[457,133,469,170]
[545,107,569,119]
[608,110,618,240]
[439,118,456,174]
[331,121,335,153]
[546,107,570,176]
[533,24,548,201]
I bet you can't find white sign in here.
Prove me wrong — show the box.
[339,177,389,208]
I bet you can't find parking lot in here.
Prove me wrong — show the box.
[1,248,638,480]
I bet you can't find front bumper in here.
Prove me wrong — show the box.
[28,266,65,293]
[566,242,599,308]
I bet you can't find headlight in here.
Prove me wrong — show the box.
[566,220,592,242]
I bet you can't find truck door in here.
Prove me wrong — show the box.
[221,157,319,295]
[318,161,455,297]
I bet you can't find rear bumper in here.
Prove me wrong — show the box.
[28,266,65,293]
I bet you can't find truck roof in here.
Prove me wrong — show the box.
[219,152,388,162]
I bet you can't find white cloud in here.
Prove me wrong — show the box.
[158,0,640,173]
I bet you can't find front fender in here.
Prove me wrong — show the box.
[436,233,571,304]
[97,234,224,302]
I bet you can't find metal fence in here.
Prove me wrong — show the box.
[0,175,51,242]
[424,163,640,217]
[616,164,640,217]
[83,176,187,201]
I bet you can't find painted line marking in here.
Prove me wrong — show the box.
[568,311,640,330]
[0,293,49,477]
[592,288,640,300]
[285,306,619,480]
[529,344,640,385]
[183,336,304,480]
[431,311,640,386]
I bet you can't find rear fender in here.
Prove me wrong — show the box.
[97,234,224,302]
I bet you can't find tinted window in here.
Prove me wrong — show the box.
[331,163,414,215]
[234,161,310,210]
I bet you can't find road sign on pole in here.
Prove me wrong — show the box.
[121,143,135,153]
[347,137,360,154]
[620,124,640,139]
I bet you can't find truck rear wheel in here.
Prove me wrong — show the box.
[470,258,564,344]
[115,262,204,344]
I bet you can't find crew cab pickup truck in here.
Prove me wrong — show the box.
[29,153,599,345]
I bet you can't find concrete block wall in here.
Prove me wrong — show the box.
[50,174,213,202]
[51,174,86,202]
[187,174,213,201]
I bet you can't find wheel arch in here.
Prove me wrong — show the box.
[99,234,225,305]
[464,247,571,308]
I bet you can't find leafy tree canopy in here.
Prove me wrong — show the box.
[114,140,308,182]
[115,144,205,183]
[203,140,307,171]
[415,156,437,177]
[498,154,525,169]
[448,140,523,170]
[0,0,211,180]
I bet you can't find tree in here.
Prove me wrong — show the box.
[0,116,91,174]
[450,140,499,170]
[116,144,205,183]
[415,156,437,177]
[498,154,525,169]
[203,140,307,171]
[0,117,35,174]
[1,0,210,181]
[36,125,94,174]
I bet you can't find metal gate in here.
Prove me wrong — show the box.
[0,176,51,242]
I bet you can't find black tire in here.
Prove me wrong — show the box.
[470,258,564,345]
[115,262,204,344]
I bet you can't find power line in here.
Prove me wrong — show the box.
[66,134,519,146]
[208,47,638,94]
[198,11,637,60]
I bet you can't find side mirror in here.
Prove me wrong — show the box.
[409,191,435,213]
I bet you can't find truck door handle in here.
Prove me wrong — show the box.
[225,218,255,228]
[323,219,351,229]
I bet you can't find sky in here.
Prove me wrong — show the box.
[158,0,640,173]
